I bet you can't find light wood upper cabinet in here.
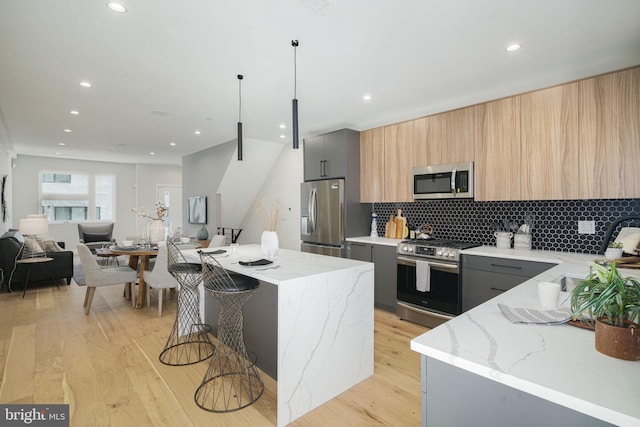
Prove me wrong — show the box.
[521,83,580,200]
[474,97,521,201]
[384,121,414,202]
[579,67,640,199]
[413,107,476,168]
[413,115,442,167]
[440,106,477,164]
[360,127,385,203]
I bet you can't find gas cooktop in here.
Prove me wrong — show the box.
[400,239,481,250]
[397,239,481,261]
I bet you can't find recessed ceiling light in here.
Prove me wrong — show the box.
[55,152,62,155]
[70,110,79,115]
[505,43,521,52]
[63,129,72,133]
[279,124,286,129]
[280,134,286,139]
[149,152,155,155]
[169,142,176,146]
[80,81,92,88]
[58,142,66,146]
[363,94,372,101]
[194,130,201,135]
[107,2,127,13]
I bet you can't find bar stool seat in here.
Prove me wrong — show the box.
[159,242,215,366]
[195,250,264,412]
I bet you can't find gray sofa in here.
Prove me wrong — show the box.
[0,230,73,292]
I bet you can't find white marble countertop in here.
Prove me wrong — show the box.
[182,244,373,285]
[411,249,640,426]
[346,236,404,247]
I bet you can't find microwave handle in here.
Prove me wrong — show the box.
[451,168,457,196]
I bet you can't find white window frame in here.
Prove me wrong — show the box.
[39,170,116,223]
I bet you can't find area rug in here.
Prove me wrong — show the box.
[73,263,86,286]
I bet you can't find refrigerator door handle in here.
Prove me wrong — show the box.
[308,187,317,233]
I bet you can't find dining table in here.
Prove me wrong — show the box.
[108,245,159,308]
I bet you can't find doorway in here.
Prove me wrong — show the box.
[157,185,182,237]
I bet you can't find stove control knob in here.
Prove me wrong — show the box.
[436,249,443,256]
[408,246,414,252]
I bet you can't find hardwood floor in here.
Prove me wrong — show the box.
[0,279,428,426]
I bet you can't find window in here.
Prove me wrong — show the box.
[40,171,115,222]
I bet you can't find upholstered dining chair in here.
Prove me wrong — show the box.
[144,245,178,316]
[76,243,138,314]
[207,234,226,248]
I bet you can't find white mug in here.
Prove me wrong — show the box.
[538,281,561,308]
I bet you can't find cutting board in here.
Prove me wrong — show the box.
[395,209,407,239]
[385,214,396,238]
[613,256,640,269]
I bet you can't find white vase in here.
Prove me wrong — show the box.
[261,231,279,260]
[604,247,623,260]
[148,219,165,245]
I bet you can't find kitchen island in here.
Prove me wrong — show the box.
[411,247,640,427]
[182,245,374,427]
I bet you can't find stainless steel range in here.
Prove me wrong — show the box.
[396,239,481,328]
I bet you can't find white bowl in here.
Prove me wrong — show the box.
[179,237,190,244]
[121,240,133,247]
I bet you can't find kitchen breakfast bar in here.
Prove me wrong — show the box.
[182,245,374,427]
[411,248,640,427]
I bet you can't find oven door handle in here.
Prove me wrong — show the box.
[397,256,459,270]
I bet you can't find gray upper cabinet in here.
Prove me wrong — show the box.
[304,129,357,181]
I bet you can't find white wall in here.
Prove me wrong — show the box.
[237,145,303,250]
[11,155,181,249]
[0,122,12,235]
[218,138,285,229]
[181,138,302,249]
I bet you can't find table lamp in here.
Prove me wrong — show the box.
[18,216,49,258]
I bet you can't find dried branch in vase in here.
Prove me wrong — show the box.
[255,198,281,232]
[132,202,168,221]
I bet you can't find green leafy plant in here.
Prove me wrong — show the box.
[571,262,640,328]
[607,241,624,249]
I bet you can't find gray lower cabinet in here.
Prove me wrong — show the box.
[422,356,613,427]
[347,242,397,312]
[461,254,555,312]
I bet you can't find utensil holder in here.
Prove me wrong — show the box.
[494,232,513,249]
[514,233,532,251]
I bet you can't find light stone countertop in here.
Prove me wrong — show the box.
[411,246,640,427]
[346,236,404,247]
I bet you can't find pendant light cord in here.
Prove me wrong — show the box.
[238,74,243,121]
[292,40,299,99]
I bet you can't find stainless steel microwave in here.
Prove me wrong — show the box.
[412,161,474,199]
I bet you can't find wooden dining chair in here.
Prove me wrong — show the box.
[76,243,138,314]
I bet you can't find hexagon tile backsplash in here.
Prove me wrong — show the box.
[373,199,640,254]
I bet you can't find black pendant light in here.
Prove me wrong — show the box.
[237,74,243,161]
[292,40,299,149]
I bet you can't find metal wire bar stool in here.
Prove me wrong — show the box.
[195,250,264,412]
[159,241,215,366]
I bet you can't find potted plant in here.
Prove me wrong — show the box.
[570,262,640,360]
[604,241,624,260]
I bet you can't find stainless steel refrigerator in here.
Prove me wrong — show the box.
[300,179,367,257]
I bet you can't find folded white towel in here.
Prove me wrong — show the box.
[416,260,430,292]
[498,303,572,325]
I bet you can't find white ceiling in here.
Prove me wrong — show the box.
[1,0,639,165]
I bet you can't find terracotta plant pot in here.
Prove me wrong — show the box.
[594,318,640,361]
